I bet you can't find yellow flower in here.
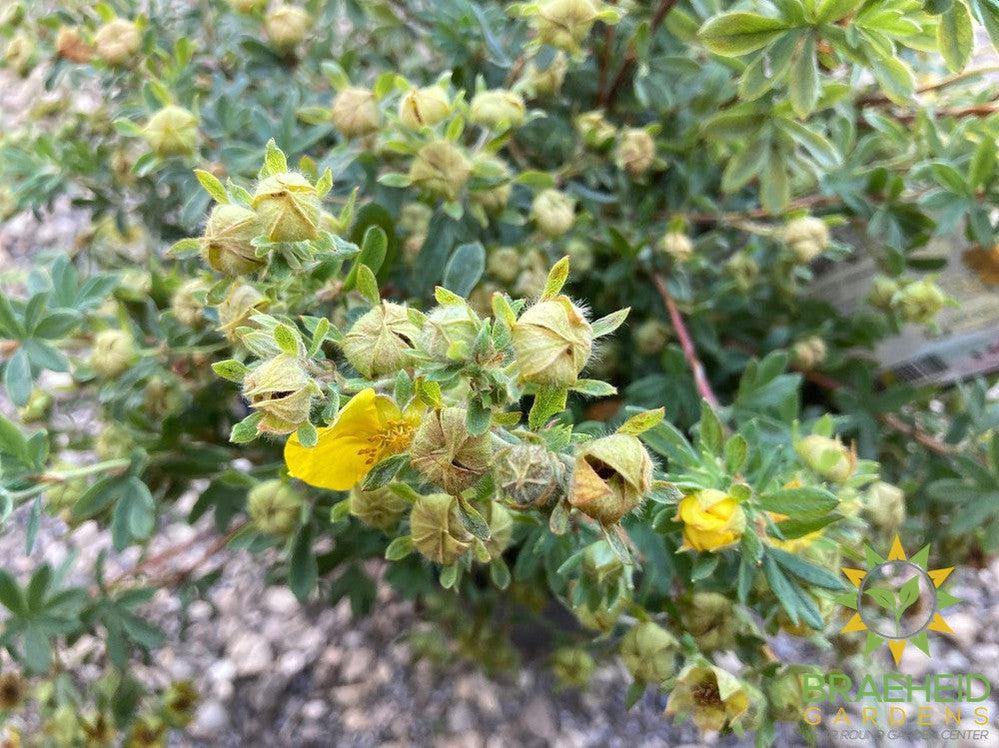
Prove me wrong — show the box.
[676,489,745,552]
[284,388,420,491]
[666,664,750,732]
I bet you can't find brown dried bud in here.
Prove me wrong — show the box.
[570,434,652,525]
[56,27,92,63]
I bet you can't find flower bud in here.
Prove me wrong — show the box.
[125,716,166,748]
[620,621,678,685]
[216,283,268,340]
[144,377,180,419]
[56,27,92,63]
[565,239,594,273]
[171,279,208,327]
[680,592,737,651]
[658,231,693,262]
[96,425,132,460]
[408,140,472,201]
[399,202,433,236]
[866,480,905,530]
[410,492,472,564]
[897,277,949,324]
[3,32,34,76]
[241,354,315,434]
[201,204,264,275]
[91,329,136,378]
[93,18,140,65]
[252,172,321,242]
[573,594,625,632]
[512,296,593,386]
[552,647,595,689]
[17,389,52,422]
[483,501,513,559]
[349,485,410,531]
[533,0,600,54]
[420,303,480,361]
[581,539,623,582]
[634,319,669,355]
[783,216,829,263]
[399,86,451,128]
[727,252,758,291]
[575,110,617,149]
[525,52,568,97]
[341,302,420,378]
[867,275,899,311]
[469,157,512,214]
[531,188,575,237]
[487,246,522,283]
[79,712,116,746]
[162,680,198,728]
[229,0,266,12]
[795,434,855,483]
[264,5,310,51]
[143,106,199,158]
[494,443,568,507]
[615,128,655,176]
[331,86,380,138]
[410,407,493,493]
[470,89,526,130]
[570,434,652,525]
[247,480,303,535]
[676,489,746,551]
[791,335,826,371]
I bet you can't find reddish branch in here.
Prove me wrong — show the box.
[651,272,721,410]
[599,0,679,110]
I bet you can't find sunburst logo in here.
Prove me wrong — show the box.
[836,535,960,667]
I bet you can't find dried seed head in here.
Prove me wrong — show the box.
[570,434,652,525]
[512,296,593,387]
[247,480,303,536]
[409,492,472,564]
[398,86,451,129]
[201,204,264,275]
[241,354,315,434]
[93,18,140,65]
[90,329,136,378]
[251,172,321,242]
[143,106,199,158]
[408,140,472,201]
[783,216,829,263]
[331,87,380,138]
[341,302,420,378]
[530,188,575,237]
[410,407,493,493]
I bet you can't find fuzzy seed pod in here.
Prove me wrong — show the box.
[331,87,380,138]
[470,157,512,214]
[216,283,268,341]
[531,189,575,237]
[143,106,199,158]
[487,246,522,283]
[552,647,595,689]
[90,329,136,378]
[676,489,745,551]
[570,434,652,525]
[565,239,594,273]
[247,480,303,535]
[795,434,856,483]
[349,485,410,531]
[533,0,600,54]
[264,5,310,51]
[897,278,949,324]
[56,27,91,63]
[575,110,617,149]
[341,302,420,378]
[201,204,264,275]
[867,275,899,311]
[512,296,593,386]
[784,216,829,263]
[615,128,655,176]
[680,592,737,651]
[410,407,493,493]
[791,335,826,371]
[525,52,568,97]
[634,319,670,355]
[398,86,451,128]
[251,172,321,242]
[96,425,132,460]
[93,18,140,65]
[0,672,27,710]
[409,493,472,564]
[241,354,315,434]
[483,501,514,559]
[162,680,198,729]
[144,378,180,419]
[408,140,472,201]
[171,279,208,327]
[470,89,526,129]
[620,622,678,685]
[419,303,480,361]
[866,480,905,530]
[658,231,693,262]
[494,443,567,507]
[727,252,758,291]
[399,202,433,236]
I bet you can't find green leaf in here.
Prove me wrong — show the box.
[896,575,920,620]
[757,486,838,515]
[273,323,300,355]
[442,242,485,298]
[618,408,665,436]
[788,35,818,117]
[360,453,409,490]
[699,12,791,56]
[489,558,511,589]
[769,547,847,590]
[591,308,630,338]
[212,359,248,383]
[529,387,568,430]
[0,571,26,615]
[355,265,380,305]
[4,347,32,406]
[230,412,262,443]
[570,379,617,397]
[288,522,317,603]
[864,585,896,612]
[870,55,915,104]
[296,422,318,448]
[540,256,570,300]
[194,169,228,204]
[0,413,31,464]
[938,0,973,72]
[263,138,288,176]
[457,496,491,541]
[385,535,414,560]
[760,147,790,212]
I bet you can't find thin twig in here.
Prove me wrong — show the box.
[600,0,679,110]
[858,64,999,106]
[651,272,721,410]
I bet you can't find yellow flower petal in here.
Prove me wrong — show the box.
[285,427,372,491]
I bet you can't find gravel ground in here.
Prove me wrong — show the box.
[2,67,999,748]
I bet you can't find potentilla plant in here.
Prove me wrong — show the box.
[1,0,999,743]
